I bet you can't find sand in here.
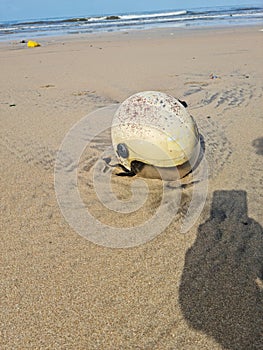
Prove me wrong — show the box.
[0,26,262,349]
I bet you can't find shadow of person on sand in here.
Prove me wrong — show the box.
[179,190,263,350]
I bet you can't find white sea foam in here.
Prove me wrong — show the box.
[87,10,187,22]
[119,10,187,20]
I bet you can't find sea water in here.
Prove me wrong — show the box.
[0,5,262,41]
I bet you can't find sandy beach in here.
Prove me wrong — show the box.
[0,26,263,349]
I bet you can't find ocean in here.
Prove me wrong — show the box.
[0,5,262,41]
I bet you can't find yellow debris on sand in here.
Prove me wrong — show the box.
[27,40,41,48]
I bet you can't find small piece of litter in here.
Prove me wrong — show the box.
[209,73,219,79]
[27,40,41,48]
[40,84,55,88]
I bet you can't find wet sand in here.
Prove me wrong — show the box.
[0,26,262,349]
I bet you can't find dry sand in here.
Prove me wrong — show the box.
[0,26,263,349]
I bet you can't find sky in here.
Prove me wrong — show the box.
[0,0,262,22]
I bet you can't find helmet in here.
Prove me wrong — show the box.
[111,91,200,174]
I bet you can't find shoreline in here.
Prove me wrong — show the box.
[0,22,262,45]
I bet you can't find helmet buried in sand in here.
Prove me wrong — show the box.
[111,91,201,179]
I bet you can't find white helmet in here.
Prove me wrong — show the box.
[111,91,201,177]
